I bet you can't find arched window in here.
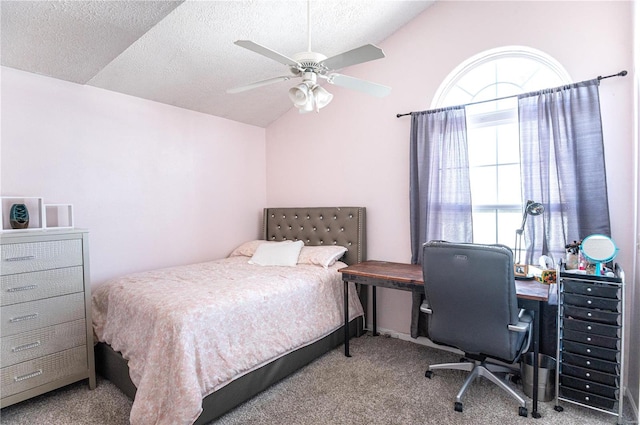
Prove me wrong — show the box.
[433,46,572,248]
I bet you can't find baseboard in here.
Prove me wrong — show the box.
[363,325,463,356]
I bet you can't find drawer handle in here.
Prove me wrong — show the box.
[12,341,41,352]
[5,255,36,262]
[586,337,592,342]
[585,384,590,389]
[587,288,592,292]
[587,326,592,330]
[585,396,590,401]
[14,369,43,382]
[9,313,39,323]
[587,300,592,305]
[6,284,38,293]
[586,361,591,365]
[586,372,591,377]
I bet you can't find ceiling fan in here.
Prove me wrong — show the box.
[226,1,391,113]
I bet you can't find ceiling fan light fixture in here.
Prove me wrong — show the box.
[288,83,310,107]
[311,85,333,111]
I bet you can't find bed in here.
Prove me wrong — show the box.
[93,207,366,425]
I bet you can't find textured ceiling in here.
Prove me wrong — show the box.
[1,0,433,128]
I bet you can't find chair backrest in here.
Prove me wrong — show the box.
[422,241,522,362]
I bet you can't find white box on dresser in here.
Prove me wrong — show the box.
[0,229,95,408]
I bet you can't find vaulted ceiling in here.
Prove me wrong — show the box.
[1,0,434,127]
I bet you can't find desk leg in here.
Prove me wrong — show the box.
[372,286,378,336]
[532,307,541,418]
[344,280,351,357]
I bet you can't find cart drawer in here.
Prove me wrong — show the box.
[563,280,620,299]
[559,386,617,411]
[563,305,620,325]
[563,340,618,362]
[563,318,620,338]
[563,293,620,311]
[563,329,619,350]
[562,352,618,375]
[561,375,618,399]
[562,363,618,386]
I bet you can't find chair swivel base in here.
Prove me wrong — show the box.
[426,360,528,417]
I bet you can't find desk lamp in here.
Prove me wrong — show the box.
[514,200,544,276]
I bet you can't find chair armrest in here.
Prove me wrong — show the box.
[420,301,432,315]
[508,309,533,332]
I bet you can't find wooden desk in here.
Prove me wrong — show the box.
[340,260,550,418]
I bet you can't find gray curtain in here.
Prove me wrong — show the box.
[518,79,611,264]
[409,106,473,264]
[409,106,472,338]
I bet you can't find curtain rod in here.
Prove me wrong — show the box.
[396,70,628,118]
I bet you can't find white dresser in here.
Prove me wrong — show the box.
[0,229,95,408]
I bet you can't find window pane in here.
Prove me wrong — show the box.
[467,127,496,167]
[497,164,522,204]
[469,166,497,205]
[472,211,496,244]
[496,122,520,164]
[497,210,522,248]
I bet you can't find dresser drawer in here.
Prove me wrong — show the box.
[1,319,86,367]
[1,293,85,337]
[1,266,84,306]
[563,318,620,338]
[0,345,87,398]
[1,239,82,275]
[563,293,620,311]
[563,329,619,350]
[563,280,620,299]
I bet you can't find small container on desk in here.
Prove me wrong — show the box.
[554,264,625,423]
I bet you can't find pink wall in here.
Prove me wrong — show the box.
[1,67,267,285]
[266,1,635,336]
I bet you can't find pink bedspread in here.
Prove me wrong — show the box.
[92,256,363,425]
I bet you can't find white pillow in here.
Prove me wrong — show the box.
[249,240,304,266]
[229,240,288,257]
[297,246,347,268]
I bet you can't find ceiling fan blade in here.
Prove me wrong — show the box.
[234,40,300,67]
[327,74,391,98]
[321,44,385,70]
[227,76,294,94]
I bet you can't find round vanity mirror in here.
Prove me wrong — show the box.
[580,234,618,276]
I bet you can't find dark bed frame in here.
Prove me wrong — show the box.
[95,207,366,424]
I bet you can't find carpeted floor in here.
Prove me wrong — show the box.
[0,335,632,424]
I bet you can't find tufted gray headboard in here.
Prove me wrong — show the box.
[262,207,366,265]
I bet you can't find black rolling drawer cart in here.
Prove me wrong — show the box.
[554,265,625,423]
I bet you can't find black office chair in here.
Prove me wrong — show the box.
[420,241,532,417]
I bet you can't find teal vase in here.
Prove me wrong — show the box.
[9,204,29,229]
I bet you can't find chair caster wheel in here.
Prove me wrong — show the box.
[519,407,528,417]
[554,405,564,412]
[425,370,433,379]
[454,402,463,412]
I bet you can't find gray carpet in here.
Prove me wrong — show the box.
[0,335,630,424]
